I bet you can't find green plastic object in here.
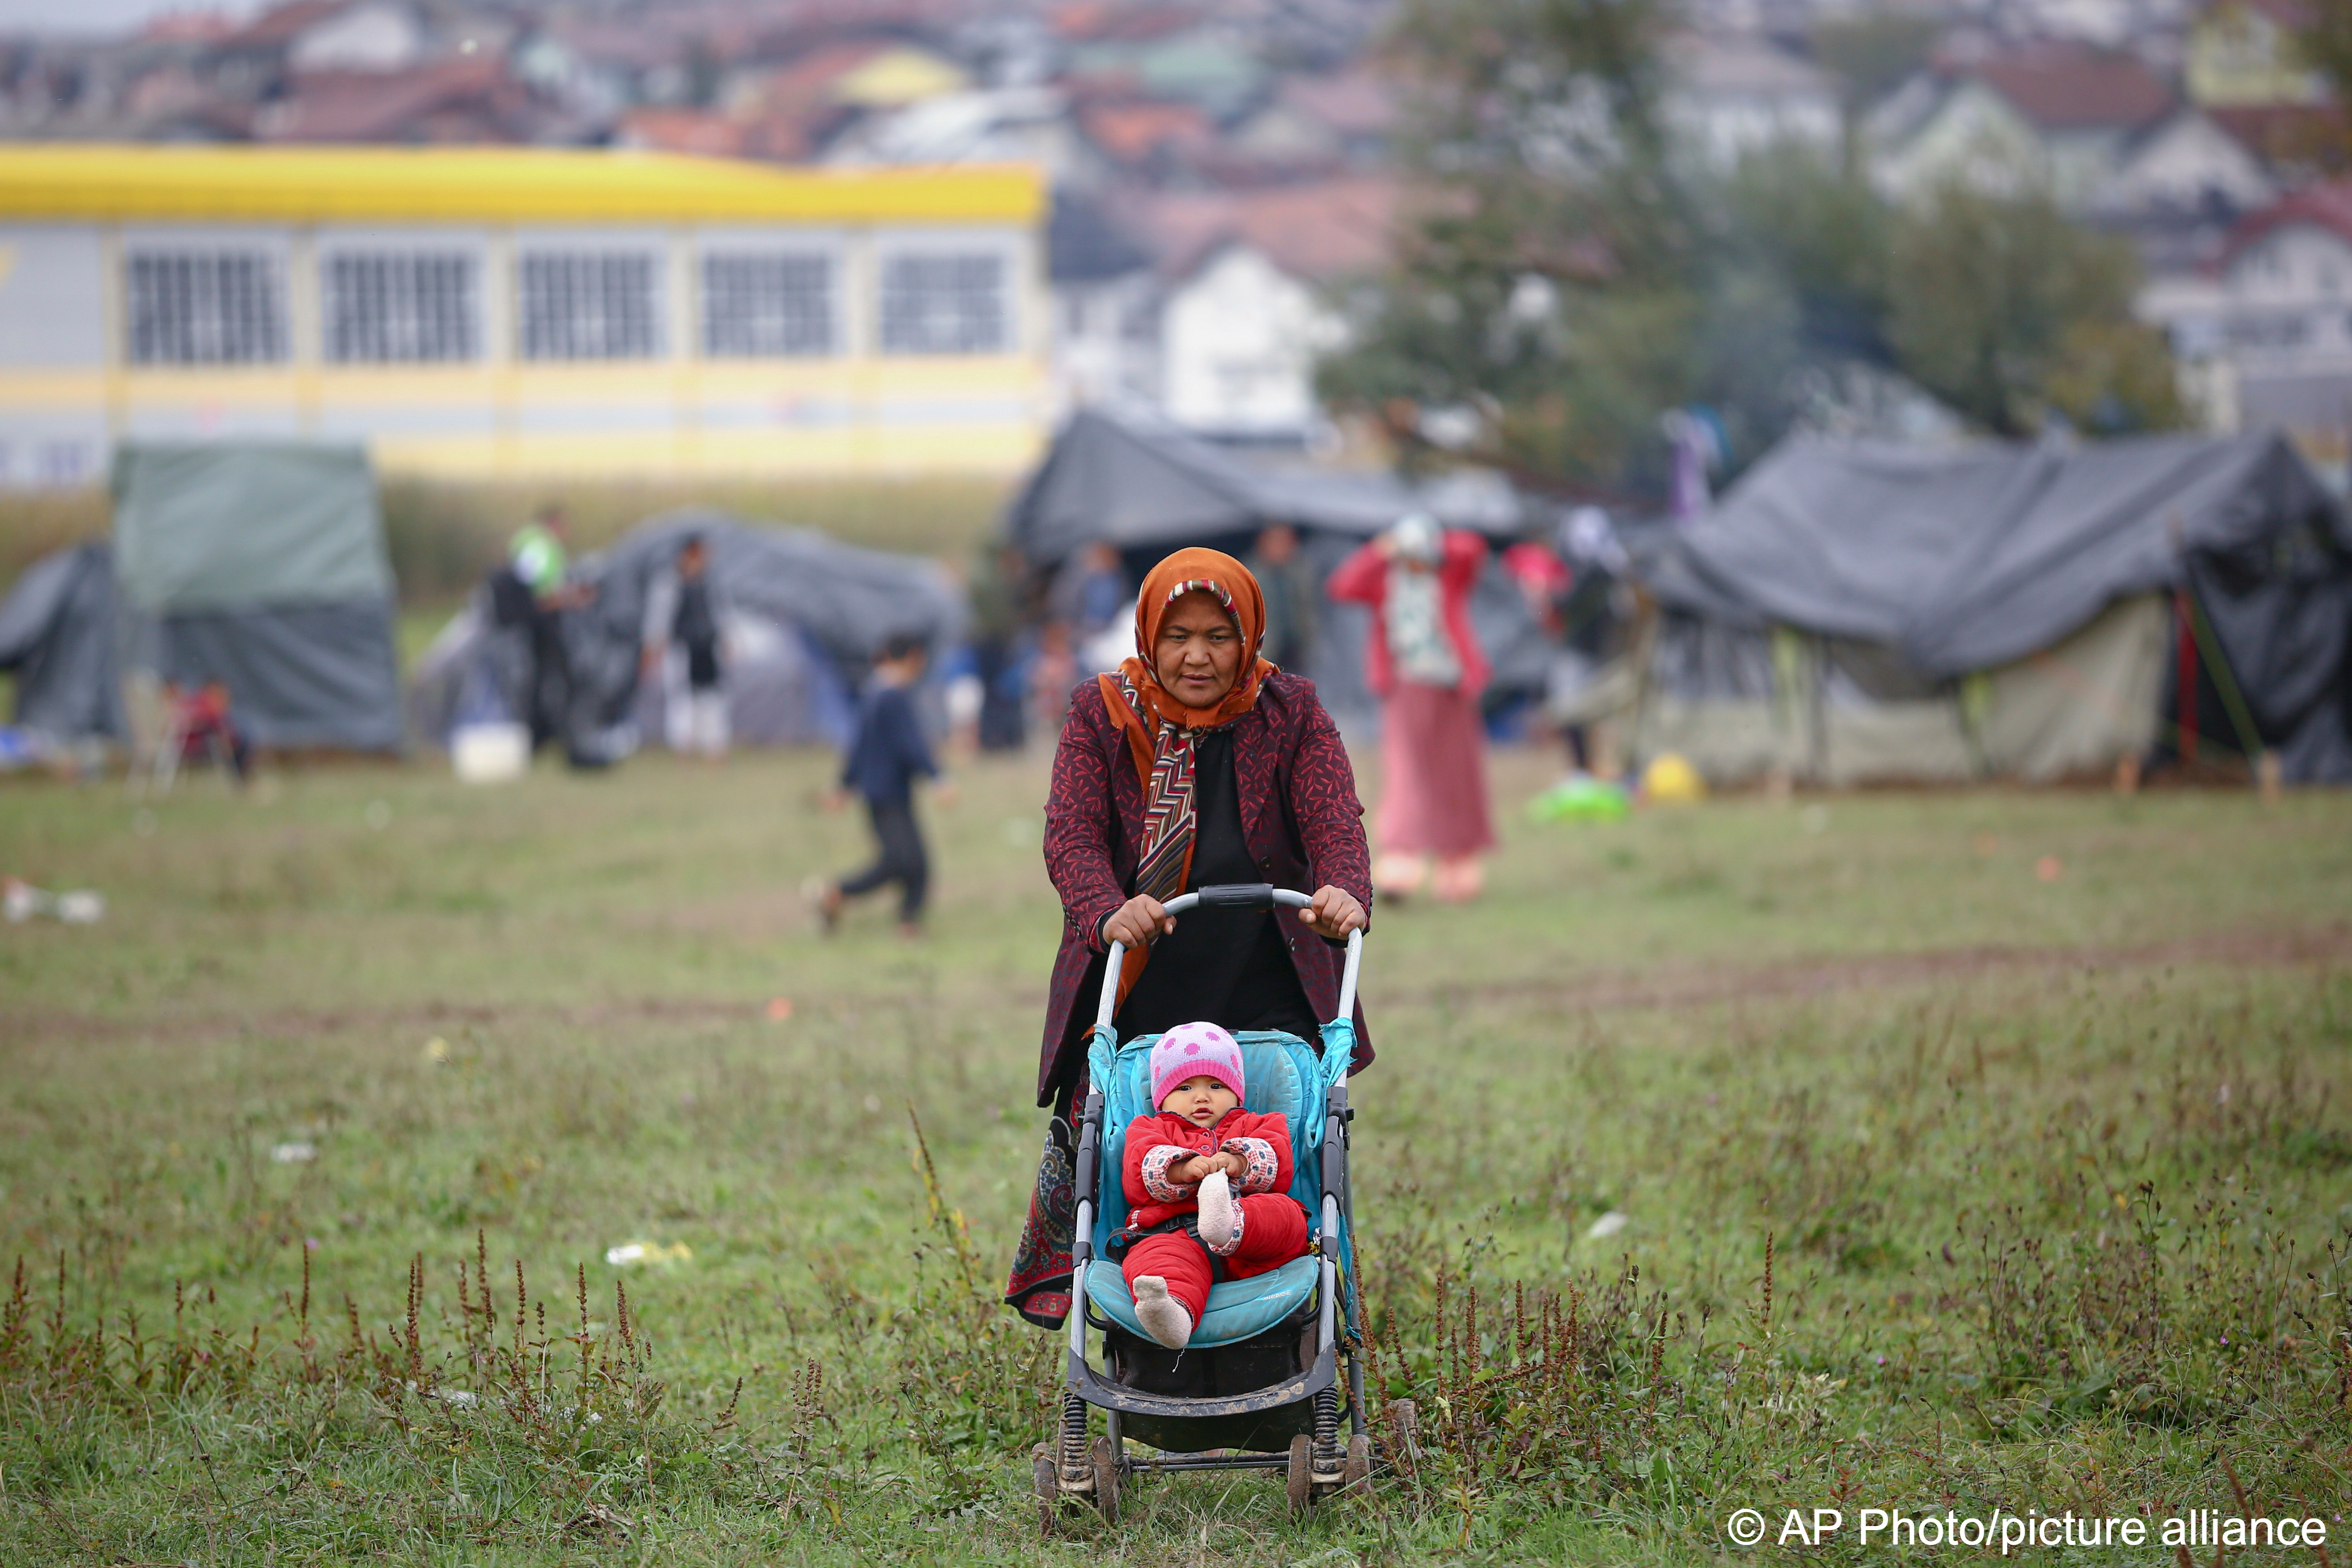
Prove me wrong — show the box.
[1529,776,1631,824]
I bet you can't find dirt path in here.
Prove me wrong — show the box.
[8,923,2346,1049]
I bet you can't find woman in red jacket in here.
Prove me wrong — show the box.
[1003,545,1373,1330]
[1328,514,1494,903]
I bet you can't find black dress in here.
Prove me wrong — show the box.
[1112,729,1319,1042]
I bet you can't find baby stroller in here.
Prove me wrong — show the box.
[1037,883,1409,1529]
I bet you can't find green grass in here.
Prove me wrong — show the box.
[2,747,2349,1564]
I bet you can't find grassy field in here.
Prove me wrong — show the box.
[2,746,2349,1565]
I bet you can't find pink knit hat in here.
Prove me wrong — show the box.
[1150,1022,1246,1109]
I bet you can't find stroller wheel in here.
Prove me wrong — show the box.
[1032,1445,1057,1538]
[1342,1432,1372,1493]
[1091,1435,1121,1524]
[1285,1434,1314,1517]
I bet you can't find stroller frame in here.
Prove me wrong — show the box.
[1042,882,1379,1525]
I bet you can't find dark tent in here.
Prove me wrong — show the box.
[1,443,402,756]
[1637,431,2352,784]
[0,541,126,750]
[1002,409,1544,719]
[408,511,966,753]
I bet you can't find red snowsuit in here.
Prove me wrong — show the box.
[1118,1107,1310,1328]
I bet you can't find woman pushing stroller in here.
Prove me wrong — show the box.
[1005,547,1374,1329]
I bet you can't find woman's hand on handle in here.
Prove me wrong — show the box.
[1101,894,1176,950]
[1298,884,1367,940]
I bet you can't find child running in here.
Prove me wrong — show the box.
[1116,1022,1310,1349]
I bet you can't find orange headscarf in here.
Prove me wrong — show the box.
[1096,547,1277,795]
[1092,547,1279,1013]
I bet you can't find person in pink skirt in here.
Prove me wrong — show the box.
[1329,514,1493,902]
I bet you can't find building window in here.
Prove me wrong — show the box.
[40,440,91,487]
[703,252,834,358]
[518,252,662,360]
[325,252,476,363]
[879,252,1009,355]
[126,250,286,365]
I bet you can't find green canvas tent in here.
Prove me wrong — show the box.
[0,443,401,753]
[114,442,402,752]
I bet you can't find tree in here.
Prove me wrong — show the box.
[1883,184,2170,436]
[1320,0,2185,497]
[1317,0,1715,492]
[2296,1,2352,163]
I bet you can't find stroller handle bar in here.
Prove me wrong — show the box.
[1092,883,1365,1079]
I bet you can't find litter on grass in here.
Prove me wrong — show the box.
[4,877,104,923]
[270,1141,317,1164]
[1528,775,1630,824]
[1585,1210,1631,1240]
[604,1240,692,1268]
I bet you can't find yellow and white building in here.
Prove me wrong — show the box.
[0,144,1048,487]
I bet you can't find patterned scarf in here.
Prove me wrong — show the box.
[1095,550,1275,1005]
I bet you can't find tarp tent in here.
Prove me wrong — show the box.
[1637,431,2352,784]
[0,541,125,748]
[0,442,402,754]
[407,512,966,753]
[113,443,402,752]
[1002,409,1545,718]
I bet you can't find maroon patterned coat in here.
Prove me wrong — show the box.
[1037,670,1374,1105]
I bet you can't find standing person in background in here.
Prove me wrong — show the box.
[816,634,953,937]
[1051,541,1132,674]
[967,543,1033,753]
[1328,513,1494,903]
[504,504,594,753]
[1249,523,1320,675]
[641,533,728,761]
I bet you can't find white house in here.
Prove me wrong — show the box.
[1868,44,2176,210]
[285,0,424,74]
[2093,105,2276,220]
[1662,34,1844,173]
[1159,244,1343,436]
[1129,179,1397,441]
[2138,179,2352,470]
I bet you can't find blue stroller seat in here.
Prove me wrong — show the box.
[1083,1029,1348,1348]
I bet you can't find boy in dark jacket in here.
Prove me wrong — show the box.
[819,634,950,935]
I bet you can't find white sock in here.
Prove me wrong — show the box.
[1130,1275,1192,1349]
[1197,1169,1243,1255]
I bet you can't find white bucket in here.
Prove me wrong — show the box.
[451,723,530,784]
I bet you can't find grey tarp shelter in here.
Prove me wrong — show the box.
[407,512,966,752]
[0,443,402,753]
[0,541,126,747]
[1001,408,1545,720]
[1637,431,2352,784]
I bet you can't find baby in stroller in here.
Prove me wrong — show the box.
[1116,1023,1311,1349]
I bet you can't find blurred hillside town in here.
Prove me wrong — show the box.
[0,0,2345,479]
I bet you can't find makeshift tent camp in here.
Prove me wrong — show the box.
[1002,409,1545,718]
[406,512,966,753]
[1636,431,2352,784]
[0,443,403,755]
